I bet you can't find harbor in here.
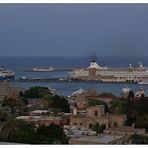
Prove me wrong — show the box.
[1,57,148,97]
[15,59,148,84]
[2,58,148,84]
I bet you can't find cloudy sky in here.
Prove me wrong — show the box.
[0,4,148,56]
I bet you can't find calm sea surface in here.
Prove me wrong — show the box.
[0,56,148,96]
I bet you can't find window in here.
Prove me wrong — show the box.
[114,122,118,127]
[89,123,93,129]
[94,111,98,117]
[80,123,83,125]
[108,123,111,128]
[73,123,77,125]
[102,124,106,129]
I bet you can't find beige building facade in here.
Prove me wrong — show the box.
[70,105,126,129]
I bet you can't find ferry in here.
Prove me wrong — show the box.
[69,59,148,83]
[0,67,15,80]
[32,67,55,72]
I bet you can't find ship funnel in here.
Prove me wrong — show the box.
[139,62,143,68]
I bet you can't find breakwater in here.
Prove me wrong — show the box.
[12,78,137,84]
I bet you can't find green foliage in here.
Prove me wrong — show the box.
[20,86,70,113]
[0,109,8,122]
[2,97,28,117]
[136,96,148,116]
[42,94,53,100]
[87,99,109,113]
[42,94,70,113]
[23,86,52,98]
[0,119,36,144]
[130,134,148,144]
[2,98,19,116]
[0,119,68,144]
[128,91,135,98]
[92,123,105,134]
[34,123,69,144]
[36,123,68,144]
[125,94,148,128]
[110,99,127,114]
[135,115,148,131]
[51,95,70,113]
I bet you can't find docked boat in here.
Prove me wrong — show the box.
[48,87,56,94]
[135,87,144,97]
[72,88,85,96]
[69,59,148,83]
[121,85,130,97]
[0,67,15,80]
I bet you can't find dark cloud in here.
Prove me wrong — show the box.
[0,4,148,56]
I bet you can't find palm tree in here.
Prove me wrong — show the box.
[2,98,19,116]
[0,119,36,143]
[0,119,18,142]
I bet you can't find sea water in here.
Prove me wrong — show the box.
[0,56,148,96]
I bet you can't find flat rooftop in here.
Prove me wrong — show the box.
[70,135,123,144]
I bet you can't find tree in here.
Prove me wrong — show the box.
[92,123,105,135]
[0,120,69,144]
[42,94,53,109]
[51,95,70,113]
[2,98,19,116]
[2,96,28,117]
[126,91,137,126]
[0,119,36,144]
[110,99,127,114]
[36,123,69,144]
[130,134,148,144]
[23,86,52,98]
[0,109,8,122]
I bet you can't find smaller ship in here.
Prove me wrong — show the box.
[72,88,85,96]
[0,67,15,80]
[135,87,144,97]
[121,85,131,97]
[48,87,56,94]
[32,67,55,72]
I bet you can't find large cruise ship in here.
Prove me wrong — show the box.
[0,67,15,80]
[69,59,148,83]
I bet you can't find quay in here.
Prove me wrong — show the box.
[12,78,137,84]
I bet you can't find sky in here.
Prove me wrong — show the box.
[0,4,148,57]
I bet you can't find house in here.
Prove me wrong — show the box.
[70,105,126,129]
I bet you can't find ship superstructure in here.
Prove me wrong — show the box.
[69,60,148,83]
[0,67,15,80]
